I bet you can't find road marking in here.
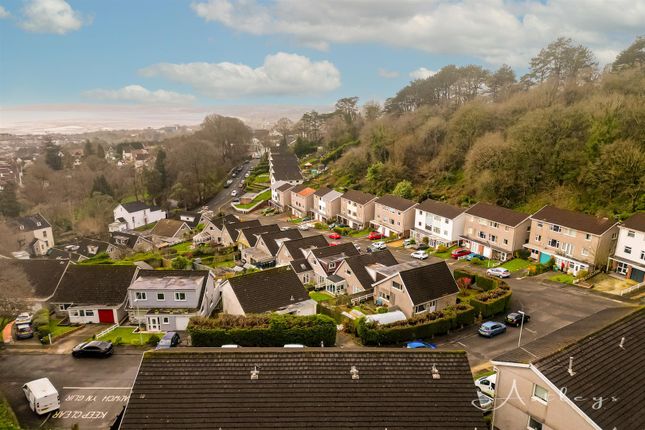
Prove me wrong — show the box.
[457,341,467,347]
[63,387,131,390]
[525,328,537,334]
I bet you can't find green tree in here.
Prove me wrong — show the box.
[528,37,598,86]
[613,36,645,71]
[488,64,516,100]
[96,143,105,159]
[171,256,190,269]
[392,180,414,199]
[0,183,21,217]
[83,140,94,157]
[91,175,113,196]
[44,140,63,170]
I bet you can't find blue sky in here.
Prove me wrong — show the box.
[0,0,642,127]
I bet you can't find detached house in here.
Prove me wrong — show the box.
[275,234,329,266]
[289,184,316,218]
[242,228,303,267]
[373,260,458,319]
[371,194,418,238]
[113,201,166,230]
[412,199,467,248]
[127,270,218,332]
[149,219,191,246]
[14,213,54,256]
[461,202,531,261]
[0,260,69,307]
[305,242,360,294]
[193,214,239,245]
[236,224,281,249]
[220,220,262,246]
[332,249,398,295]
[525,205,619,275]
[109,231,155,254]
[174,211,208,229]
[312,187,342,223]
[221,267,316,316]
[338,190,377,230]
[609,212,645,282]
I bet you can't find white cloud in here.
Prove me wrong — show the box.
[409,67,436,80]
[378,68,399,79]
[83,85,195,105]
[190,0,644,66]
[0,6,10,19]
[139,52,341,99]
[20,0,88,34]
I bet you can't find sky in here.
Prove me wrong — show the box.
[0,0,643,133]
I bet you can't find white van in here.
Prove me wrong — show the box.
[22,378,60,415]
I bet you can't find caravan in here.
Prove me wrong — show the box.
[22,378,60,415]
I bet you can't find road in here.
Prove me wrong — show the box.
[207,159,259,213]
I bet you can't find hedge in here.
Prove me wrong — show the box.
[453,269,474,281]
[32,308,50,339]
[188,313,337,347]
[475,275,499,291]
[318,304,346,323]
[470,287,512,318]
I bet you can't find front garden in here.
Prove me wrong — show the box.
[96,326,159,346]
[233,189,271,210]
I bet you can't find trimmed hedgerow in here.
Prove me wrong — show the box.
[470,288,512,318]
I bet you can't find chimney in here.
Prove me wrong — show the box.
[250,366,259,380]
[567,357,575,376]
[432,364,440,380]
[619,336,625,349]
[350,366,359,380]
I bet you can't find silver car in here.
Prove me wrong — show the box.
[486,267,511,278]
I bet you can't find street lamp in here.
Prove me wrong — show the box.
[517,310,526,348]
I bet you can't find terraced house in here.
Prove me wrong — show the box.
[289,184,316,218]
[371,194,418,238]
[525,205,619,275]
[338,189,377,230]
[412,199,467,248]
[608,212,645,282]
[312,187,342,223]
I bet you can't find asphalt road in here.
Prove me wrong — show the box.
[0,351,143,430]
[207,159,259,213]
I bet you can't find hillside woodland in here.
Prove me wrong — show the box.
[297,37,645,218]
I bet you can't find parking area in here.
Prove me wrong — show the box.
[0,351,142,429]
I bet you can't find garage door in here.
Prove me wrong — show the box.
[630,268,645,283]
[539,252,552,264]
[175,316,189,331]
[98,309,115,323]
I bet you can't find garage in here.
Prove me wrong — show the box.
[630,268,644,283]
[98,309,115,323]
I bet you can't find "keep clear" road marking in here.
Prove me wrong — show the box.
[63,386,131,390]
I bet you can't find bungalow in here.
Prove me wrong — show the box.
[49,238,117,262]
[312,187,342,223]
[412,199,467,248]
[109,231,155,254]
[491,307,642,430]
[289,258,314,285]
[220,220,262,246]
[236,224,281,249]
[609,212,645,282]
[242,228,303,267]
[127,270,218,332]
[372,261,458,319]
[524,205,619,275]
[0,259,69,307]
[332,249,398,295]
[113,201,166,230]
[149,219,191,246]
[174,211,208,229]
[289,184,316,218]
[338,189,377,230]
[49,265,138,324]
[270,182,293,211]
[193,214,239,245]
[221,267,316,316]
[461,202,531,262]
[14,213,54,256]
[275,234,329,266]
[371,194,418,238]
[305,242,360,293]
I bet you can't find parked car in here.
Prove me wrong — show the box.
[329,242,341,246]
[406,340,436,349]
[15,312,33,325]
[230,190,238,197]
[506,312,530,327]
[465,253,487,261]
[328,232,341,239]
[72,341,114,358]
[155,332,181,350]
[368,231,383,240]
[23,378,59,415]
[414,243,429,250]
[238,182,244,189]
[372,241,387,250]
[478,321,507,338]
[298,224,310,231]
[451,248,472,259]
[486,267,511,278]
[411,250,429,260]
[302,216,312,222]
[476,391,494,411]
[14,323,34,340]
[475,373,497,397]
[232,197,241,204]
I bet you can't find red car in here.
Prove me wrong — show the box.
[451,248,472,259]
[329,242,340,246]
[367,231,383,240]
[328,232,342,239]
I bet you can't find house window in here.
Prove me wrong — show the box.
[58,304,67,311]
[70,310,79,317]
[503,239,508,245]
[535,234,541,242]
[627,230,635,238]
[624,246,632,254]
[641,250,645,261]
[162,317,170,324]
[175,292,187,301]
[548,239,559,248]
[537,222,543,228]
[157,293,165,301]
[328,262,336,270]
[433,227,441,234]
[532,384,548,403]
[135,292,147,301]
[585,233,591,240]
[489,235,497,242]
[478,231,486,239]
[527,416,543,430]
[346,269,352,275]
[418,221,422,227]
[581,248,589,256]
[616,262,628,275]
[551,224,561,232]
[85,310,94,317]
[378,292,390,301]
[43,230,47,237]
[489,221,499,228]
[392,282,403,291]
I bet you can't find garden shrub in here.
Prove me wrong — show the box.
[470,288,512,318]
[314,222,327,230]
[355,308,457,345]
[171,256,191,269]
[436,245,448,253]
[575,269,589,279]
[453,269,474,281]
[515,248,531,259]
[474,275,498,291]
[147,334,160,346]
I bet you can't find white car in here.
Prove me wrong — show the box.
[15,312,33,325]
[411,250,428,260]
[475,373,497,397]
[230,190,238,197]
[487,267,511,278]
[298,224,310,231]
[372,241,387,250]
[245,172,250,178]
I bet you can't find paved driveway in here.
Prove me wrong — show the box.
[0,350,142,429]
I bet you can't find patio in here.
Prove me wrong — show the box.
[588,273,637,295]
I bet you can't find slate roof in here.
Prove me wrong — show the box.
[375,194,418,211]
[120,349,487,430]
[174,211,203,228]
[109,232,151,249]
[238,224,281,247]
[290,258,313,273]
[310,242,359,260]
[532,205,617,235]
[289,184,308,194]
[341,189,376,205]
[150,219,189,238]
[395,261,458,305]
[417,199,467,219]
[276,183,293,192]
[465,202,529,227]
[211,213,240,230]
[259,228,303,256]
[49,265,137,306]
[272,158,303,181]
[495,307,643,430]
[621,212,645,231]
[313,186,332,197]
[223,220,262,241]
[0,259,69,299]
[281,234,328,259]
[15,213,51,231]
[340,249,398,290]
[226,267,310,313]
[119,201,151,213]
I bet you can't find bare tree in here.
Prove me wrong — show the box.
[0,264,33,318]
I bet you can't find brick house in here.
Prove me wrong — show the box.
[371,194,418,238]
[338,189,377,230]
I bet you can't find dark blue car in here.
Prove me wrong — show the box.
[465,252,488,261]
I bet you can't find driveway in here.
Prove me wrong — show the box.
[0,350,143,429]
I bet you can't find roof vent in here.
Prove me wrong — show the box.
[250,366,259,380]
[567,357,576,376]
[290,295,295,301]
[619,336,625,349]
[431,364,440,380]
[350,366,359,380]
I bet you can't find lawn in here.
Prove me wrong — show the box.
[212,260,236,268]
[0,393,20,430]
[134,221,157,232]
[170,241,193,253]
[254,173,269,183]
[500,258,531,272]
[549,273,575,284]
[456,288,481,304]
[96,326,157,346]
[432,245,458,259]
[309,291,334,302]
[49,318,77,338]
[349,228,371,238]
[234,189,271,209]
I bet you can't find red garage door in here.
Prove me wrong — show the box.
[98,309,115,323]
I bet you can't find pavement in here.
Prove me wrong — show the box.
[206,159,258,213]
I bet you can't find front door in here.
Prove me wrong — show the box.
[148,317,160,331]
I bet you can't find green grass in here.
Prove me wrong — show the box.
[96,326,157,346]
[456,288,481,304]
[349,228,371,238]
[309,291,334,302]
[549,273,575,284]
[234,189,271,209]
[254,173,269,182]
[500,258,532,272]
[212,260,236,268]
[0,393,20,430]
[432,245,458,259]
[49,318,77,338]
[134,221,157,232]
[170,241,193,253]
